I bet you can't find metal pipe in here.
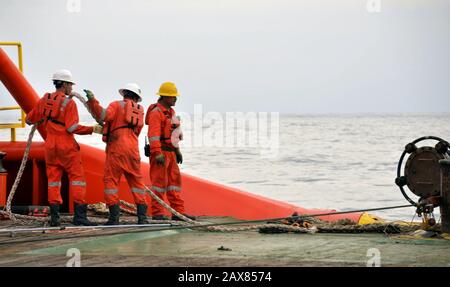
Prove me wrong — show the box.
[0,223,172,234]
[0,46,46,138]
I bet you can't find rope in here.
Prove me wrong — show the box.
[0,205,422,245]
[143,186,198,224]
[120,206,137,216]
[119,200,136,210]
[288,204,414,218]
[123,188,416,233]
[70,92,103,126]
[159,204,415,232]
[118,200,139,215]
[206,223,317,233]
[0,123,47,223]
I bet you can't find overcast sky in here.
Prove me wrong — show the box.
[0,0,449,114]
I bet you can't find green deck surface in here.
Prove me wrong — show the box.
[1,226,449,266]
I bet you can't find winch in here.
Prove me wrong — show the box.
[395,136,450,232]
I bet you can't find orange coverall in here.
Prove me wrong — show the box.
[88,98,147,206]
[145,102,184,216]
[26,91,93,205]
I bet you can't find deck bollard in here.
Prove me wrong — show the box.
[439,159,450,233]
[0,151,7,208]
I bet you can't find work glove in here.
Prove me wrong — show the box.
[83,89,95,101]
[155,153,165,165]
[175,148,183,164]
[92,124,103,134]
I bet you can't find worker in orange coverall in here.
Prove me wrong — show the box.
[145,82,195,221]
[85,83,149,225]
[26,69,99,227]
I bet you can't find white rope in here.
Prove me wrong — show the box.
[141,186,319,233]
[0,123,47,223]
[70,92,103,126]
[143,186,199,225]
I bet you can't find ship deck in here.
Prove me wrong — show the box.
[0,217,449,267]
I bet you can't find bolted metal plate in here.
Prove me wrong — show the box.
[404,146,444,198]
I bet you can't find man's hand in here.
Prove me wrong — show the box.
[175,149,183,164]
[155,153,165,165]
[84,89,95,101]
[92,124,103,134]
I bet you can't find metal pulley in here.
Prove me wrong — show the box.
[395,136,449,218]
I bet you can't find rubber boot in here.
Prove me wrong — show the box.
[171,214,196,221]
[73,203,97,226]
[137,204,149,224]
[49,204,61,227]
[105,204,120,225]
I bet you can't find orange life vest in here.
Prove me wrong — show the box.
[102,100,144,143]
[39,93,70,126]
[148,104,180,145]
[124,100,144,129]
[40,93,64,120]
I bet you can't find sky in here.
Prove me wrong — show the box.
[0,0,449,115]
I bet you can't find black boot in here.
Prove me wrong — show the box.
[49,204,61,227]
[172,214,196,221]
[105,204,120,225]
[73,203,97,226]
[137,204,149,224]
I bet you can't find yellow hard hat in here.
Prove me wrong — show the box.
[157,82,179,97]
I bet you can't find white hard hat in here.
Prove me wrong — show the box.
[119,83,142,102]
[52,69,76,84]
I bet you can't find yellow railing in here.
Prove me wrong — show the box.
[0,42,26,142]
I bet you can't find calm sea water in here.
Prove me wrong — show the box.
[2,113,450,221]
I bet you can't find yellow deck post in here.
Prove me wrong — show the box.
[0,42,25,141]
